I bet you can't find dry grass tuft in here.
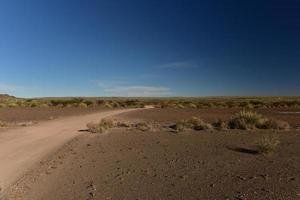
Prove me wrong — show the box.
[0,120,8,127]
[78,102,88,108]
[256,134,280,154]
[87,119,114,133]
[171,117,212,132]
[212,119,228,130]
[228,110,290,130]
[259,119,290,130]
[228,110,265,130]
[133,122,153,132]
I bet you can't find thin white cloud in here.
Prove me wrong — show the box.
[158,62,199,69]
[90,79,128,88]
[91,77,173,97]
[104,86,172,97]
[0,83,17,93]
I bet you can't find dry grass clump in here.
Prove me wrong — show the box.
[228,110,290,130]
[50,98,93,108]
[212,119,228,130]
[133,122,153,132]
[259,119,290,130]
[87,119,155,133]
[228,111,265,130]
[256,134,280,154]
[171,117,212,132]
[39,103,49,108]
[78,102,88,108]
[116,121,131,128]
[116,121,154,132]
[0,103,7,108]
[0,120,8,127]
[86,119,114,133]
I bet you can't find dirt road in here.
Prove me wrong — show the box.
[0,108,142,194]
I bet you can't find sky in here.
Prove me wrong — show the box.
[0,0,299,97]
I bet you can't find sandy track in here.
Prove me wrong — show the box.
[0,108,142,193]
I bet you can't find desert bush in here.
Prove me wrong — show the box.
[30,101,39,107]
[170,120,186,132]
[116,121,131,128]
[225,101,236,108]
[78,102,88,108]
[39,103,49,108]
[187,103,197,108]
[171,117,212,132]
[176,104,185,109]
[239,102,253,109]
[212,119,228,130]
[134,122,152,132]
[0,120,8,127]
[102,102,113,108]
[124,100,139,107]
[86,119,114,133]
[50,98,87,107]
[187,117,213,130]
[259,119,290,130]
[8,103,18,108]
[96,100,105,105]
[228,110,264,130]
[111,101,120,108]
[256,134,280,154]
[228,110,290,130]
[0,103,7,108]
[86,122,100,133]
[83,100,93,107]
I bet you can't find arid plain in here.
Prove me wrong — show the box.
[0,95,300,200]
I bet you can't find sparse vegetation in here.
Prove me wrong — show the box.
[228,110,264,130]
[86,119,157,133]
[258,119,290,130]
[212,119,228,130]
[78,102,88,108]
[228,110,290,130]
[86,119,114,133]
[133,122,153,132]
[171,117,213,132]
[0,94,300,109]
[256,134,280,154]
[0,120,8,127]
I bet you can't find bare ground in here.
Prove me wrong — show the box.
[3,108,300,200]
[0,107,110,123]
[0,108,142,197]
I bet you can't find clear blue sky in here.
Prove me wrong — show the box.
[0,0,299,97]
